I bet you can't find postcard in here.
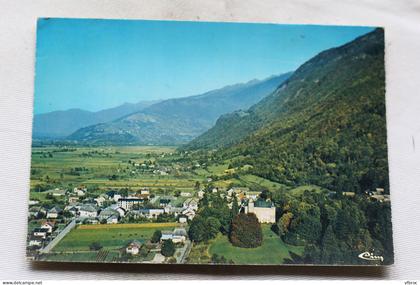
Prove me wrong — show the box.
[28,18,393,265]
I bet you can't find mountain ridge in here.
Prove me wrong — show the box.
[66,72,292,145]
[185,28,389,194]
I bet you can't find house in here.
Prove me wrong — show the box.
[117,197,144,210]
[98,208,120,221]
[108,204,126,217]
[28,206,47,218]
[164,206,184,217]
[135,193,150,200]
[246,191,261,200]
[68,196,79,204]
[211,188,218,193]
[126,240,142,255]
[132,208,164,219]
[161,228,188,243]
[183,198,199,211]
[28,235,43,247]
[178,216,187,223]
[46,206,62,219]
[41,221,55,233]
[244,199,276,223]
[182,207,196,220]
[159,198,171,207]
[342,192,356,197]
[94,196,107,206]
[107,215,119,224]
[79,205,98,218]
[112,194,122,202]
[73,187,86,197]
[180,192,192,197]
[33,228,49,239]
[197,190,205,199]
[65,204,79,214]
[140,189,150,195]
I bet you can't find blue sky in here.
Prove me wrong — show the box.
[34,18,374,114]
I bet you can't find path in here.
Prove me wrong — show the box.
[40,219,76,254]
[179,240,192,264]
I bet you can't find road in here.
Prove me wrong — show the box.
[40,219,76,254]
[179,240,192,264]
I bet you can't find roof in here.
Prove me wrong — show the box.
[127,240,142,248]
[173,228,187,237]
[34,228,49,233]
[159,198,171,203]
[106,190,118,197]
[118,197,144,202]
[80,205,97,212]
[41,221,55,227]
[49,206,62,213]
[99,208,119,216]
[253,199,273,208]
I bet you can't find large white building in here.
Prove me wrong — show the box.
[117,197,145,210]
[244,199,276,223]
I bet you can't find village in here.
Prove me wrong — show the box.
[27,178,283,263]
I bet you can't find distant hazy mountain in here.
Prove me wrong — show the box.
[33,100,157,139]
[67,72,292,145]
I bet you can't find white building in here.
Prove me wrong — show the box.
[183,198,199,211]
[161,228,188,244]
[126,240,142,255]
[244,199,276,223]
[79,205,98,218]
[117,197,144,210]
[46,207,62,219]
[40,221,55,233]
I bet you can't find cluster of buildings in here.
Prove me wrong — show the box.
[125,227,188,256]
[28,221,55,248]
[366,188,391,203]
[29,186,201,227]
[225,187,276,223]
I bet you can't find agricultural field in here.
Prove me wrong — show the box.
[29,145,290,201]
[53,223,177,252]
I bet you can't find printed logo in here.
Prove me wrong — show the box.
[358,251,384,262]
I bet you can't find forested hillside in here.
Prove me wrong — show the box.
[187,28,388,195]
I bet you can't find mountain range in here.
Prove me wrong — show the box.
[33,100,158,139]
[186,28,389,193]
[65,73,291,145]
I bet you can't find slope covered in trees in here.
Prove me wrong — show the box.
[186,28,389,195]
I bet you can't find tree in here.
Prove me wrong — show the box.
[161,239,175,257]
[229,213,262,248]
[151,230,162,243]
[188,216,208,242]
[277,212,293,236]
[89,242,103,251]
[206,217,221,240]
[230,195,239,218]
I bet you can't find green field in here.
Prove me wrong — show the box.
[208,225,304,265]
[53,223,177,252]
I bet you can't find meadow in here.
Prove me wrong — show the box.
[207,225,304,265]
